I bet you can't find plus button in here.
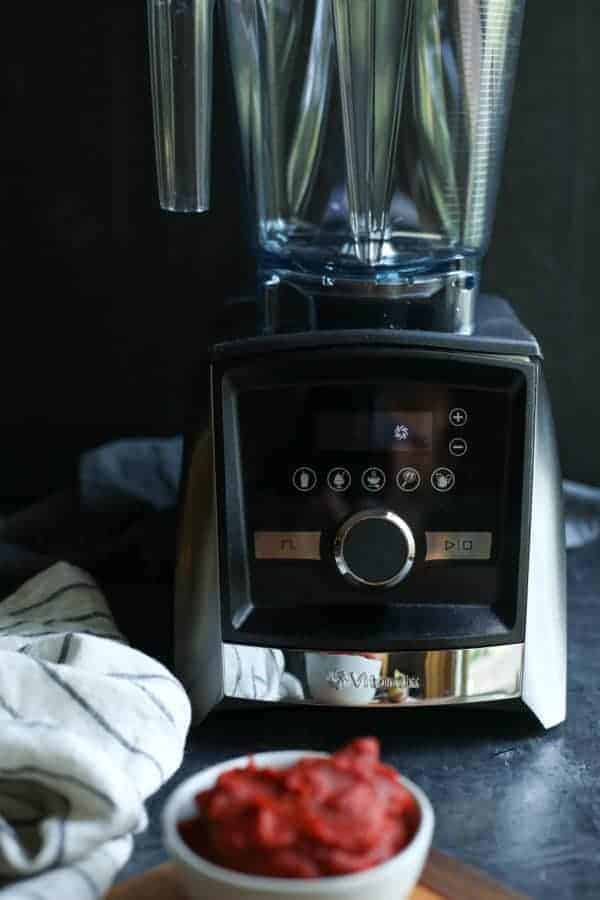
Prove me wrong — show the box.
[449,408,468,427]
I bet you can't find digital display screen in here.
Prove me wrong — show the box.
[315,411,433,453]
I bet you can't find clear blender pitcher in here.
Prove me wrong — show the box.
[148,0,525,333]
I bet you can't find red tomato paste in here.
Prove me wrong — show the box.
[178,737,420,879]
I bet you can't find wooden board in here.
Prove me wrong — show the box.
[106,849,529,899]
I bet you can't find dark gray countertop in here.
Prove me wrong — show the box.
[116,538,600,900]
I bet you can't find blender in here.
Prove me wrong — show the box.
[147,0,566,727]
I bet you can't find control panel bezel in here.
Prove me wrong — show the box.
[213,346,537,652]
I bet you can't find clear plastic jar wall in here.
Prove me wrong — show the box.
[223,0,525,285]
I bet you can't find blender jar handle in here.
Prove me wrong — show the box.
[147,0,216,212]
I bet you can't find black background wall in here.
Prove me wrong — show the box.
[7,1,599,503]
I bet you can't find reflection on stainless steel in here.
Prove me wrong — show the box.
[222,643,524,707]
[174,425,223,720]
[522,378,568,729]
[223,644,305,701]
[332,0,414,263]
[305,651,383,705]
[425,531,493,561]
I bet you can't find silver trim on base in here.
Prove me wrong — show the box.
[222,643,524,708]
[521,378,567,728]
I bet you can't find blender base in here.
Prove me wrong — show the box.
[175,296,566,729]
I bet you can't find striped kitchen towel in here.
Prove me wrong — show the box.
[0,561,191,899]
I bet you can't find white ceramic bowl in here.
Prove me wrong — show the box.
[162,751,434,900]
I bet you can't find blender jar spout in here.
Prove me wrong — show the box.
[147,0,216,212]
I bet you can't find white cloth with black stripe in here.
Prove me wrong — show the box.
[0,562,191,899]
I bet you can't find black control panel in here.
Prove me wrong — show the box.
[215,349,534,650]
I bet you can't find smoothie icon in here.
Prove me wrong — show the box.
[293,467,316,492]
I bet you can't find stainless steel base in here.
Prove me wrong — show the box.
[221,643,524,708]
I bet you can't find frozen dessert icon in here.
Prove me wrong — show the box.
[327,467,351,492]
[292,467,317,492]
[431,467,456,493]
[361,467,386,492]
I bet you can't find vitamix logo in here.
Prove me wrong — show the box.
[326,670,421,691]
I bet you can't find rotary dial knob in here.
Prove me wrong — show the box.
[333,510,416,589]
